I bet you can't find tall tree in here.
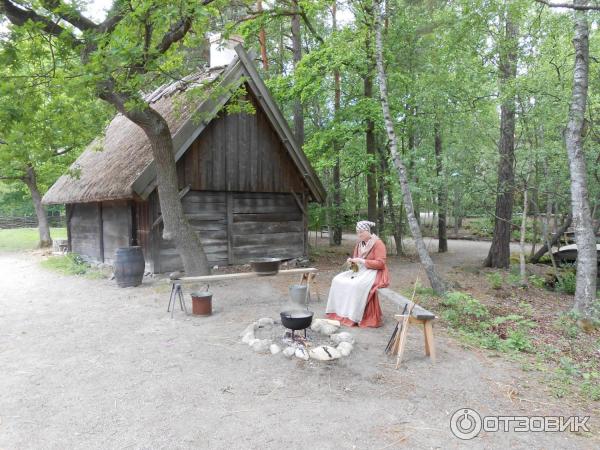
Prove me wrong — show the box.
[434,121,448,252]
[331,0,343,246]
[563,0,598,322]
[291,0,305,146]
[373,0,446,294]
[484,5,519,268]
[1,0,218,275]
[363,5,378,227]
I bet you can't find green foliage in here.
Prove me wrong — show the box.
[441,291,490,332]
[556,271,577,295]
[487,271,503,290]
[40,253,106,278]
[0,227,66,252]
[528,274,546,289]
[440,291,535,353]
[465,217,494,238]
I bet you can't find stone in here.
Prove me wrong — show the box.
[239,322,257,338]
[309,346,342,361]
[282,346,296,358]
[337,341,353,356]
[241,332,255,344]
[331,332,355,345]
[251,339,271,353]
[311,319,339,336]
[257,317,275,327]
[269,344,281,355]
[295,347,309,360]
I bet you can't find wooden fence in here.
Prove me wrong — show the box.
[0,215,66,229]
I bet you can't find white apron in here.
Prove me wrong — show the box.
[325,264,378,323]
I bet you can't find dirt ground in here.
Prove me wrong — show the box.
[1,237,598,449]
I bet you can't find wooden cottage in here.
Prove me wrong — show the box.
[42,45,325,273]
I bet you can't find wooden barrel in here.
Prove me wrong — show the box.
[113,247,145,288]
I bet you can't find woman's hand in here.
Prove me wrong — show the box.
[348,257,365,265]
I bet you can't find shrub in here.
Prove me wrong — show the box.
[528,274,546,289]
[487,272,503,290]
[441,291,489,332]
[504,329,533,352]
[40,253,105,278]
[556,271,577,295]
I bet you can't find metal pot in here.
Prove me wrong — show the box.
[250,258,281,276]
[280,310,313,331]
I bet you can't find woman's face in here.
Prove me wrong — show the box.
[357,229,371,241]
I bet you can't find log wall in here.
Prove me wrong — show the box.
[69,203,103,261]
[150,191,304,272]
[101,201,132,263]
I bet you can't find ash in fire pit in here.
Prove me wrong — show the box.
[240,317,355,362]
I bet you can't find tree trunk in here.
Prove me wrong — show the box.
[381,145,403,255]
[257,0,269,71]
[23,165,52,248]
[332,2,342,246]
[530,213,573,263]
[101,90,210,275]
[484,12,518,269]
[519,176,530,287]
[434,122,447,253]
[291,1,304,146]
[373,0,446,294]
[364,70,377,227]
[565,0,597,321]
[377,142,385,233]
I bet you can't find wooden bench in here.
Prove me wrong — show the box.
[170,267,321,305]
[378,288,437,362]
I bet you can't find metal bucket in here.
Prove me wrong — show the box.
[289,284,308,305]
[191,284,212,316]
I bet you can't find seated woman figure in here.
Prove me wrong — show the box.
[326,220,389,328]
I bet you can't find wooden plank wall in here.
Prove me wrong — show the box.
[101,200,132,263]
[176,87,306,194]
[149,191,304,272]
[152,191,229,273]
[231,192,304,263]
[69,203,102,261]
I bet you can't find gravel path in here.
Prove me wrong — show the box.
[0,244,596,449]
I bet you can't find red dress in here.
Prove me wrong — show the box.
[326,239,389,328]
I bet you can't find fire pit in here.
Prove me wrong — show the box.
[240,316,355,362]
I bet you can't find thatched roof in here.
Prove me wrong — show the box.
[42,68,225,204]
[43,45,326,205]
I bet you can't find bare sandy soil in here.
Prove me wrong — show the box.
[0,239,597,449]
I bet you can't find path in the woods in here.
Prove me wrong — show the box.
[0,243,597,449]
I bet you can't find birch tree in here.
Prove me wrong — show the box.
[372,0,446,294]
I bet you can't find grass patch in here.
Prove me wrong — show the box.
[0,227,67,252]
[438,291,536,353]
[40,253,107,279]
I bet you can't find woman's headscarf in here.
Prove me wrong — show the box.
[356,220,376,232]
